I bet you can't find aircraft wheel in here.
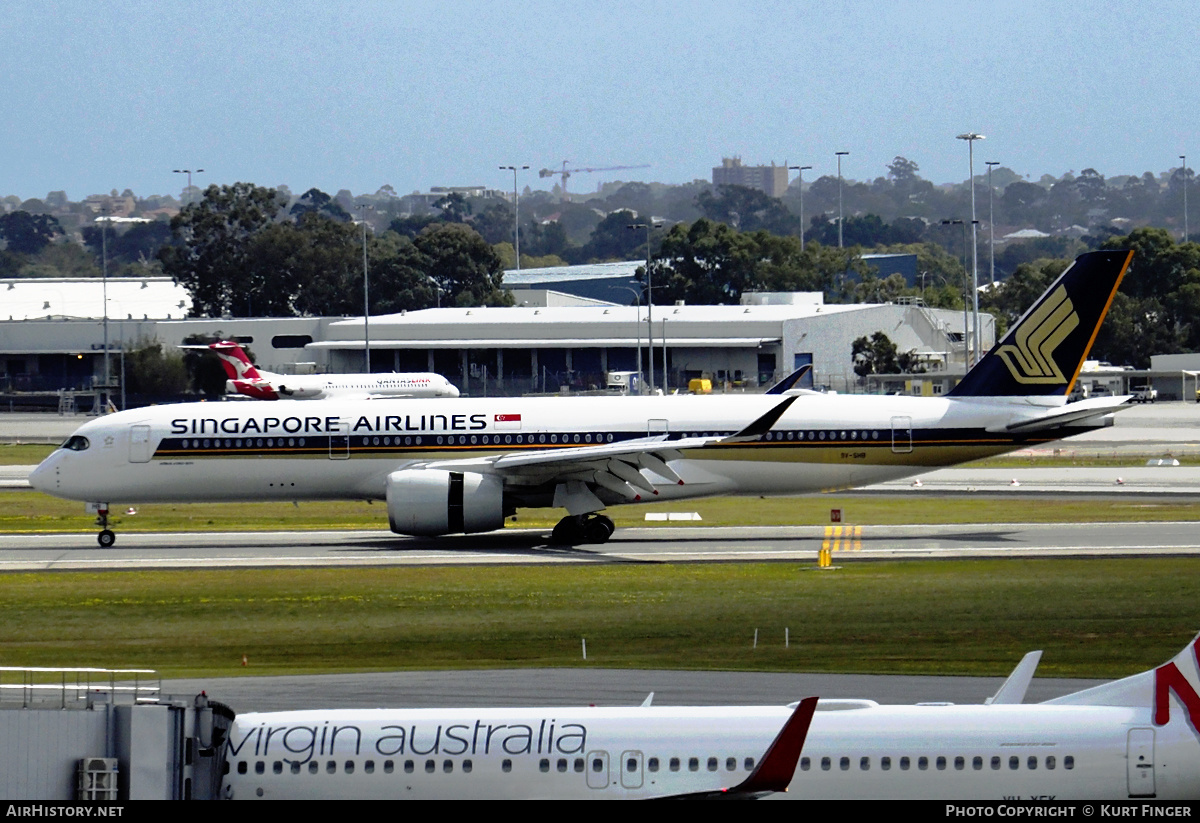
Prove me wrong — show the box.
[583,515,615,544]
[98,529,116,548]
[551,515,585,545]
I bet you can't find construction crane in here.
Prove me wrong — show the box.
[538,161,651,199]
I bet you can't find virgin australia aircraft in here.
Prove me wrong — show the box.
[32,250,1133,548]
[189,340,460,400]
[220,634,1200,799]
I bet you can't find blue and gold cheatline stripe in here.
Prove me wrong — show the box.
[152,423,1084,464]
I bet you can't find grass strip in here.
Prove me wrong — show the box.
[2,489,1198,534]
[0,559,1194,680]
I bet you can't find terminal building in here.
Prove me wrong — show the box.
[0,273,985,403]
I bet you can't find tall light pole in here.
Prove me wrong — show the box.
[500,165,530,270]
[100,206,109,411]
[357,204,373,371]
[788,164,813,250]
[1182,155,1190,243]
[835,152,849,248]
[941,219,974,368]
[957,133,985,365]
[609,286,642,393]
[628,222,657,391]
[985,161,999,287]
[172,168,204,205]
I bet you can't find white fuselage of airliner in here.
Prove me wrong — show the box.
[28,392,1117,508]
[222,698,1200,800]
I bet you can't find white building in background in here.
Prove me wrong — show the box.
[310,290,980,396]
[0,276,986,400]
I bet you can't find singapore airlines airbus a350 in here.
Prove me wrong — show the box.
[31,250,1133,547]
[221,634,1200,800]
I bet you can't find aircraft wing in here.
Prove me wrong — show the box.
[993,395,1133,434]
[412,396,798,505]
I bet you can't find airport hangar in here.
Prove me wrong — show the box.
[0,269,985,401]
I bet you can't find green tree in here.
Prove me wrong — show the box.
[581,210,645,261]
[696,184,797,234]
[433,193,471,223]
[290,188,351,222]
[123,340,190,396]
[852,332,900,377]
[0,211,63,254]
[367,231,439,312]
[471,202,515,245]
[415,223,511,307]
[158,183,284,317]
[83,220,173,267]
[657,218,762,304]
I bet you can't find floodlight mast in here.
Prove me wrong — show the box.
[788,164,813,251]
[957,133,985,364]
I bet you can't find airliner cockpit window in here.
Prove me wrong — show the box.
[61,436,90,451]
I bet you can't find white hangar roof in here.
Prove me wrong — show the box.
[0,277,192,321]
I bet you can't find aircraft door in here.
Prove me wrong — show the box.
[890,416,913,454]
[1127,728,1156,797]
[129,425,152,463]
[586,750,610,790]
[647,419,668,437]
[328,420,350,460]
[619,750,643,789]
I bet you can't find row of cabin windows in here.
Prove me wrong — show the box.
[234,753,757,778]
[761,430,883,442]
[174,430,898,454]
[647,756,754,773]
[237,759,473,776]
[798,754,1075,773]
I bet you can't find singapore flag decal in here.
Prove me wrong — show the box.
[494,413,522,431]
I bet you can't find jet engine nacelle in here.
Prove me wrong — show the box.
[386,469,505,536]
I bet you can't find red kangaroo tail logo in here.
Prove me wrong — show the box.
[209,342,262,381]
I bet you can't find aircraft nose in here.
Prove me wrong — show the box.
[27,456,56,494]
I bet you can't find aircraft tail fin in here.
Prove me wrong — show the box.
[947,249,1133,398]
[207,341,263,381]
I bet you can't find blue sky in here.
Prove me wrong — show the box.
[3,0,1197,202]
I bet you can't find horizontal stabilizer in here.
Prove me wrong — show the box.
[995,395,1132,434]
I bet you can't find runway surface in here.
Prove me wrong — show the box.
[160,667,1105,714]
[1,520,1197,571]
[1,406,1191,716]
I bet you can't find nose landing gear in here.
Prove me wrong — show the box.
[94,504,115,547]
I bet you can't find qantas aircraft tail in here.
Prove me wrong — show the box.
[948,249,1133,399]
[207,341,266,382]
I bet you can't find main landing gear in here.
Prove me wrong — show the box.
[551,513,615,545]
[95,505,115,548]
